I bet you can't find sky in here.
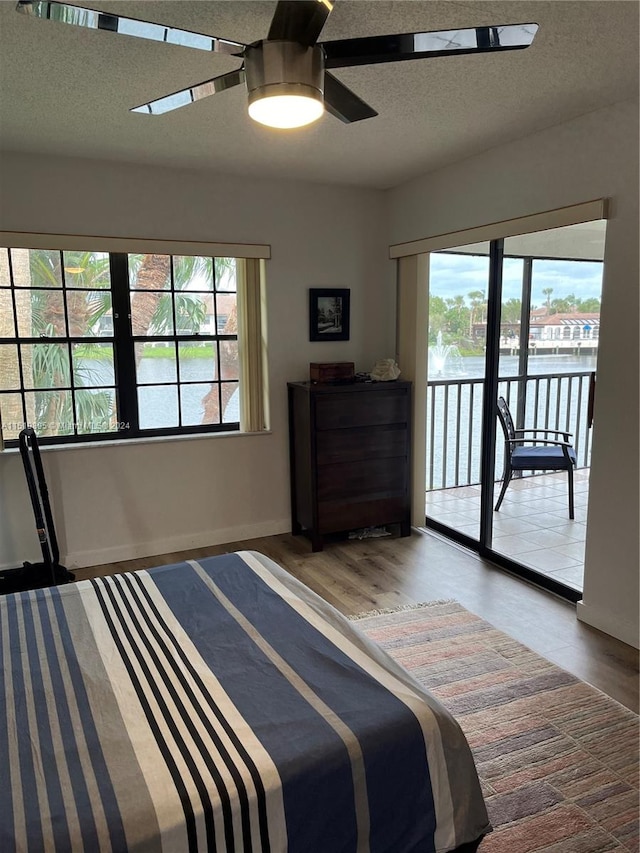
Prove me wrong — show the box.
[429,253,604,306]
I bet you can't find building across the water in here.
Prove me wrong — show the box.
[529,311,599,341]
[471,309,600,354]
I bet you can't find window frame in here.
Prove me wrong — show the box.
[0,243,265,447]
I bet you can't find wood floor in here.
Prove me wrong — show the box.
[75,527,639,714]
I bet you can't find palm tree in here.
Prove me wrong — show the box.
[468,290,485,336]
[1,249,32,438]
[542,287,553,313]
[576,297,600,312]
[129,254,209,343]
[129,253,171,339]
[201,258,238,425]
[445,295,468,339]
[130,254,237,425]
[202,299,238,425]
[501,298,522,325]
[24,250,114,434]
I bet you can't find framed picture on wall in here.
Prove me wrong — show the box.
[309,288,350,342]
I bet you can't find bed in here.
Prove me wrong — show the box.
[0,550,490,852]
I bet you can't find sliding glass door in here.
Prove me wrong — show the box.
[425,222,605,601]
[488,226,604,594]
[425,241,489,542]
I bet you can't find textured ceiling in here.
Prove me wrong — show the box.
[0,1,638,189]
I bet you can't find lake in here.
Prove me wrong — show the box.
[426,351,597,489]
[82,356,239,429]
[429,351,598,380]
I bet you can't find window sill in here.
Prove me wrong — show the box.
[0,429,272,455]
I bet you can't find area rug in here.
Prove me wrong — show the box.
[351,601,639,853]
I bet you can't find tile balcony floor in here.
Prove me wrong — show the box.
[425,469,589,592]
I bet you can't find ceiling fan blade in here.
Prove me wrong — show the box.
[267,0,333,47]
[131,68,246,116]
[323,72,377,123]
[321,23,538,68]
[16,0,245,56]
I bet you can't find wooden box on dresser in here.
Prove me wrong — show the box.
[287,380,412,551]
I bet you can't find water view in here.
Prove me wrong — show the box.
[137,356,238,428]
[84,355,239,429]
[426,350,596,490]
[429,350,597,380]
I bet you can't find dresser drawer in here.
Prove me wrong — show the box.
[316,425,407,465]
[314,388,409,430]
[317,457,406,502]
[318,497,406,533]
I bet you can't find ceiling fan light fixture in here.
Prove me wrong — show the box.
[245,40,324,130]
[248,84,323,129]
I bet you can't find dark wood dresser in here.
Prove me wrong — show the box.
[287,380,412,551]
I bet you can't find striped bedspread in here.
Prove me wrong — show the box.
[0,550,490,852]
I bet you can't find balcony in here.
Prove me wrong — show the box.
[425,371,593,593]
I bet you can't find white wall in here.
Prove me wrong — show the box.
[0,153,393,568]
[388,99,639,648]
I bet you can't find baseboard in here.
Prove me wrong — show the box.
[0,560,27,573]
[63,519,291,570]
[576,601,639,649]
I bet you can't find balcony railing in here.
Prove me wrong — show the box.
[426,371,593,491]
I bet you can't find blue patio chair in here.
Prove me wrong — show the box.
[495,396,577,519]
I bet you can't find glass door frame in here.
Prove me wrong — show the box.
[425,236,583,603]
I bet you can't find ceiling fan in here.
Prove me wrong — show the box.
[16,0,538,129]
